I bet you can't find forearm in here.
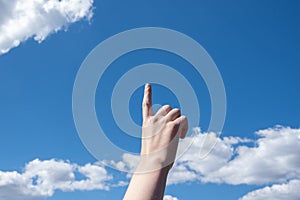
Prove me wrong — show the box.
[123,165,169,200]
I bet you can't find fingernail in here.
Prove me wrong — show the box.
[145,83,150,89]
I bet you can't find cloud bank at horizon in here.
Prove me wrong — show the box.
[1,126,299,199]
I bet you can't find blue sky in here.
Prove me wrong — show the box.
[0,0,300,200]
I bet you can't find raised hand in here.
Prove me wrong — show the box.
[123,83,188,200]
[140,83,188,171]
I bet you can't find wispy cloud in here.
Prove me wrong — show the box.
[0,0,94,54]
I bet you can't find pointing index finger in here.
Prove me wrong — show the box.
[142,83,153,120]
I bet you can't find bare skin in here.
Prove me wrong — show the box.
[123,83,188,200]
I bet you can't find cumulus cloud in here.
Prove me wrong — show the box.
[106,126,300,185]
[111,126,300,199]
[0,0,94,54]
[167,126,300,185]
[240,179,300,200]
[1,126,299,199]
[0,159,112,199]
[164,195,179,200]
[103,153,140,176]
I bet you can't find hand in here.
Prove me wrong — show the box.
[139,83,188,172]
[123,83,188,200]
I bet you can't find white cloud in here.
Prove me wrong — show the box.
[105,126,300,185]
[0,0,94,54]
[104,153,140,174]
[164,195,179,200]
[168,131,237,185]
[240,179,300,200]
[0,159,112,200]
[167,164,198,185]
[1,126,299,199]
[169,126,300,185]
[112,126,300,199]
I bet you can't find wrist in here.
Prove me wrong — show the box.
[136,154,173,174]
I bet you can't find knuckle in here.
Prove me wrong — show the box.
[148,117,157,124]
[162,105,171,114]
[142,101,151,107]
[142,119,151,127]
[164,104,171,110]
[173,108,181,115]
[167,121,178,129]
[166,122,174,129]
[153,114,162,121]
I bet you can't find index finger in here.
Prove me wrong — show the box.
[142,83,153,120]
